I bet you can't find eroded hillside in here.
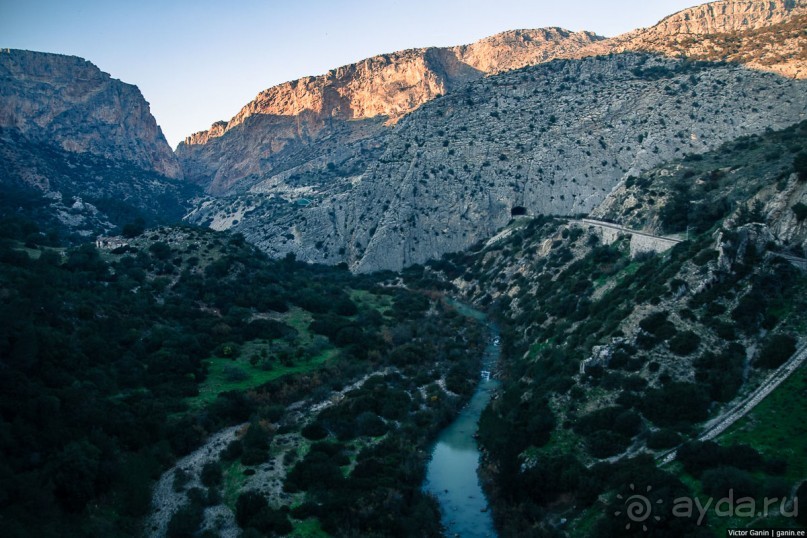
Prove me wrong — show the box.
[187,54,807,272]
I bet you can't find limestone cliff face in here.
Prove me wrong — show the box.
[186,54,807,272]
[585,0,807,78]
[450,28,602,73]
[0,49,195,239]
[176,29,604,193]
[179,0,807,272]
[642,0,803,34]
[0,49,181,178]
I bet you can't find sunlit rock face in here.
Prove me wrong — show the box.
[0,49,181,179]
[175,28,604,194]
[178,0,807,272]
[0,49,195,237]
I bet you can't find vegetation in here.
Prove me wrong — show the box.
[0,219,486,537]
[405,122,807,537]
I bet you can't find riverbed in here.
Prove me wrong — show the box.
[423,301,499,537]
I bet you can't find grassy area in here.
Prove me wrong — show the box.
[283,307,316,344]
[189,348,339,408]
[719,362,807,482]
[533,426,582,459]
[222,460,247,510]
[289,518,330,537]
[659,363,807,535]
[349,289,392,315]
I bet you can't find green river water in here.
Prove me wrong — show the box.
[423,301,499,537]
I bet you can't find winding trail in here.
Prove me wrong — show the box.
[659,340,807,465]
[146,368,398,537]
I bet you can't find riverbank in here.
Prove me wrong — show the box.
[424,300,500,537]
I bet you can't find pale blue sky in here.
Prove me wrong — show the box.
[1,0,700,147]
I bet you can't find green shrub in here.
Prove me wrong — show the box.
[201,462,223,487]
[668,331,701,356]
[640,383,709,428]
[646,429,681,449]
[701,466,759,499]
[167,501,204,538]
[301,422,329,441]
[794,151,807,181]
[755,333,797,369]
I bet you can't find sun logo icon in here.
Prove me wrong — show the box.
[614,483,663,531]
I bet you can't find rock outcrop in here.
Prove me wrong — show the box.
[585,0,807,78]
[178,0,807,271]
[0,49,181,178]
[0,49,195,238]
[176,28,604,193]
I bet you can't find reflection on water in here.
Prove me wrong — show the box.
[424,301,499,538]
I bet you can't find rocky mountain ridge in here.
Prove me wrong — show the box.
[187,54,807,272]
[0,49,195,238]
[0,49,181,178]
[176,28,603,193]
[173,0,807,273]
[584,0,807,78]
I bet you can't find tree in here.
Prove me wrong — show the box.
[236,491,268,528]
[200,461,222,487]
[52,440,101,512]
[792,202,807,222]
[167,502,204,538]
[701,466,759,499]
[121,218,146,238]
[794,151,807,181]
[755,334,796,369]
[668,331,701,356]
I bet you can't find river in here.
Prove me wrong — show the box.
[423,301,500,537]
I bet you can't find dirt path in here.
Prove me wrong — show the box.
[146,368,399,537]
[146,425,243,537]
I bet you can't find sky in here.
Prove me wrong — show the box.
[1,0,700,148]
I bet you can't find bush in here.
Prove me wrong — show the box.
[668,331,701,356]
[235,490,268,528]
[167,501,204,538]
[794,151,807,181]
[356,411,388,437]
[792,202,807,221]
[201,462,222,487]
[248,507,292,535]
[755,333,797,369]
[677,441,762,476]
[221,440,243,461]
[301,422,329,441]
[701,466,759,499]
[639,312,677,340]
[646,429,681,449]
[640,383,709,428]
[586,430,631,458]
[235,490,291,534]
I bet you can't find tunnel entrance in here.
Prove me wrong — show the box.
[510,206,527,217]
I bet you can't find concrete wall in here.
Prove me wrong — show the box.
[630,233,680,257]
[571,219,681,257]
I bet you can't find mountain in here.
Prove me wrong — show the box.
[176,28,604,194]
[177,0,807,272]
[0,49,195,239]
[421,121,807,536]
[585,0,807,78]
[187,53,807,272]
